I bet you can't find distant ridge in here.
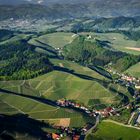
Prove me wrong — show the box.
[0,0,139,18]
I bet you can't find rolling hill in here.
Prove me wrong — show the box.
[0,0,140,21]
[0,58,133,110]
[63,35,140,71]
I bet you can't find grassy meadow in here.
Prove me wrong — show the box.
[86,121,140,140]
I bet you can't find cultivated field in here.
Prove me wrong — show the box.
[29,32,78,49]
[0,92,90,128]
[0,59,132,109]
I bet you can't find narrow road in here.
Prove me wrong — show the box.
[85,115,100,135]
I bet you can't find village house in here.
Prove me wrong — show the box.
[57,99,66,106]
[95,107,116,118]
[52,133,61,140]
[73,135,80,140]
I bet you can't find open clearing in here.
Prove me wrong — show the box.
[57,118,70,127]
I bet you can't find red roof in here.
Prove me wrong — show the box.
[105,107,113,112]
[52,133,60,140]
[73,135,80,140]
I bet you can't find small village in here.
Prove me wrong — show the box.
[106,67,140,126]
[48,66,140,140]
[43,99,118,140]
[107,66,140,85]
[56,99,118,118]
[46,97,140,140]
[107,67,140,96]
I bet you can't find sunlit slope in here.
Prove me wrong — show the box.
[0,60,132,109]
[29,32,77,49]
[80,32,140,55]
[0,92,91,127]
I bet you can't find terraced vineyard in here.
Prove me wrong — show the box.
[0,59,132,110]
[28,32,78,49]
[0,91,92,128]
[0,30,139,140]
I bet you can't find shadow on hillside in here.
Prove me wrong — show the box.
[0,65,129,106]
[35,39,58,53]
[88,65,112,79]
[54,66,102,82]
[54,66,129,104]
[96,39,112,49]
[0,88,57,107]
[0,114,52,140]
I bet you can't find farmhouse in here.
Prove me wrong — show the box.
[57,99,66,106]
[73,135,80,140]
[95,107,115,117]
[52,133,60,140]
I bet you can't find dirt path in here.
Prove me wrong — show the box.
[59,63,64,67]
[58,118,70,127]
[27,107,60,114]
[103,120,140,130]
[35,81,44,89]
[126,47,140,51]
[128,112,135,125]
[3,101,25,114]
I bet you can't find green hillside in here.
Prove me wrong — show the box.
[0,59,133,109]
[37,32,77,49]
[0,92,92,128]
[86,121,140,140]
[80,32,140,55]
[63,35,140,72]
[125,62,140,77]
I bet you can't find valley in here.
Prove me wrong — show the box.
[0,1,140,139]
[0,28,140,140]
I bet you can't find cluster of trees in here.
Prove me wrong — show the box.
[114,55,140,72]
[71,16,140,33]
[0,39,53,80]
[0,29,14,42]
[63,36,140,71]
